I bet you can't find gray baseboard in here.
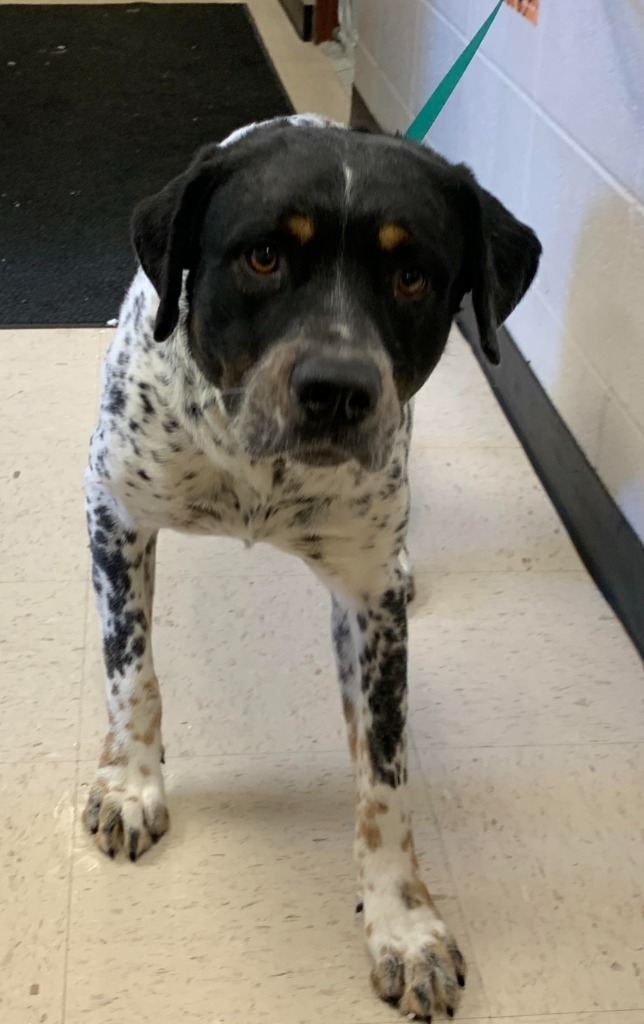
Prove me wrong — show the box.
[350,86,644,658]
[350,87,381,132]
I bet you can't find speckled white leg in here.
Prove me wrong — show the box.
[332,582,465,1020]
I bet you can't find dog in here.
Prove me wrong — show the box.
[84,114,541,1020]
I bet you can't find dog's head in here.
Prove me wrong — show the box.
[132,118,541,470]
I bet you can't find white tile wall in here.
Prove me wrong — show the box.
[505,284,565,393]
[468,0,543,98]
[524,117,631,375]
[611,206,644,436]
[354,0,644,544]
[378,0,419,110]
[534,1,644,196]
[503,284,610,469]
[451,54,534,217]
[375,70,412,134]
[354,0,384,60]
[411,4,462,126]
[354,39,379,115]
[551,335,611,470]
[428,0,472,35]
[597,396,644,541]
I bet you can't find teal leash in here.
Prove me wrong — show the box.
[404,1,503,141]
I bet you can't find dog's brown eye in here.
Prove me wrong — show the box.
[395,268,427,300]
[248,245,279,275]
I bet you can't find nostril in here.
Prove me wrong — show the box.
[298,380,341,420]
[345,385,374,422]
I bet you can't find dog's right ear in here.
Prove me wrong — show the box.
[131,145,224,341]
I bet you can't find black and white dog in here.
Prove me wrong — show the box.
[84,114,541,1020]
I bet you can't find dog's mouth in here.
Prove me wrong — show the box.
[225,387,399,471]
[263,431,392,473]
[229,411,390,471]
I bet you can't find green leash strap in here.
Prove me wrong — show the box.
[404,0,503,141]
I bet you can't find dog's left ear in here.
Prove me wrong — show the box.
[131,145,224,342]
[461,174,541,365]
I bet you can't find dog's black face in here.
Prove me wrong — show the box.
[132,121,541,470]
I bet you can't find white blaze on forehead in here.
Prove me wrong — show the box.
[218,113,347,149]
[288,113,345,131]
[218,113,354,313]
[343,162,354,205]
[330,322,352,343]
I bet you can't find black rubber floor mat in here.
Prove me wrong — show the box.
[0,3,293,326]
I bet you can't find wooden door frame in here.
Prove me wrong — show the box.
[314,0,339,44]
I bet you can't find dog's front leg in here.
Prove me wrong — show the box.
[332,581,465,1020]
[83,488,168,861]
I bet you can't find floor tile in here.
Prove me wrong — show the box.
[154,528,309,579]
[248,0,319,61]
[0,444,89,583]
[68,752,488,1024]
[412,331,520,448]
[407,571,644,747]
[80,573,345,761]
[407,444,583,574]
[461,1016,644,1024]
[0,580,87,762]
[418,744,644,1017]
[276,59,351,120]
[0,760,76,1024]
[0,326,107,361]
[489,1016,644,1024]
[0,328,101,450]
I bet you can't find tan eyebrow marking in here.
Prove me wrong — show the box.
[379,222,410,251]
[284,214,315,244]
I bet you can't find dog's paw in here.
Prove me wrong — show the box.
[83,743,169,861]
[365,888,465,1020]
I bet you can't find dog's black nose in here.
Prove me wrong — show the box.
[291,355,381,426]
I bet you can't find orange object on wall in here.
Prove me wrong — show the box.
[504,0,539,25]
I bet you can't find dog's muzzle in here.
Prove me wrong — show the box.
[229,339,400,472]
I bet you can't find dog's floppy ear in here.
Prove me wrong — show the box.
[131,145,223,342]
[461,173,541,365]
